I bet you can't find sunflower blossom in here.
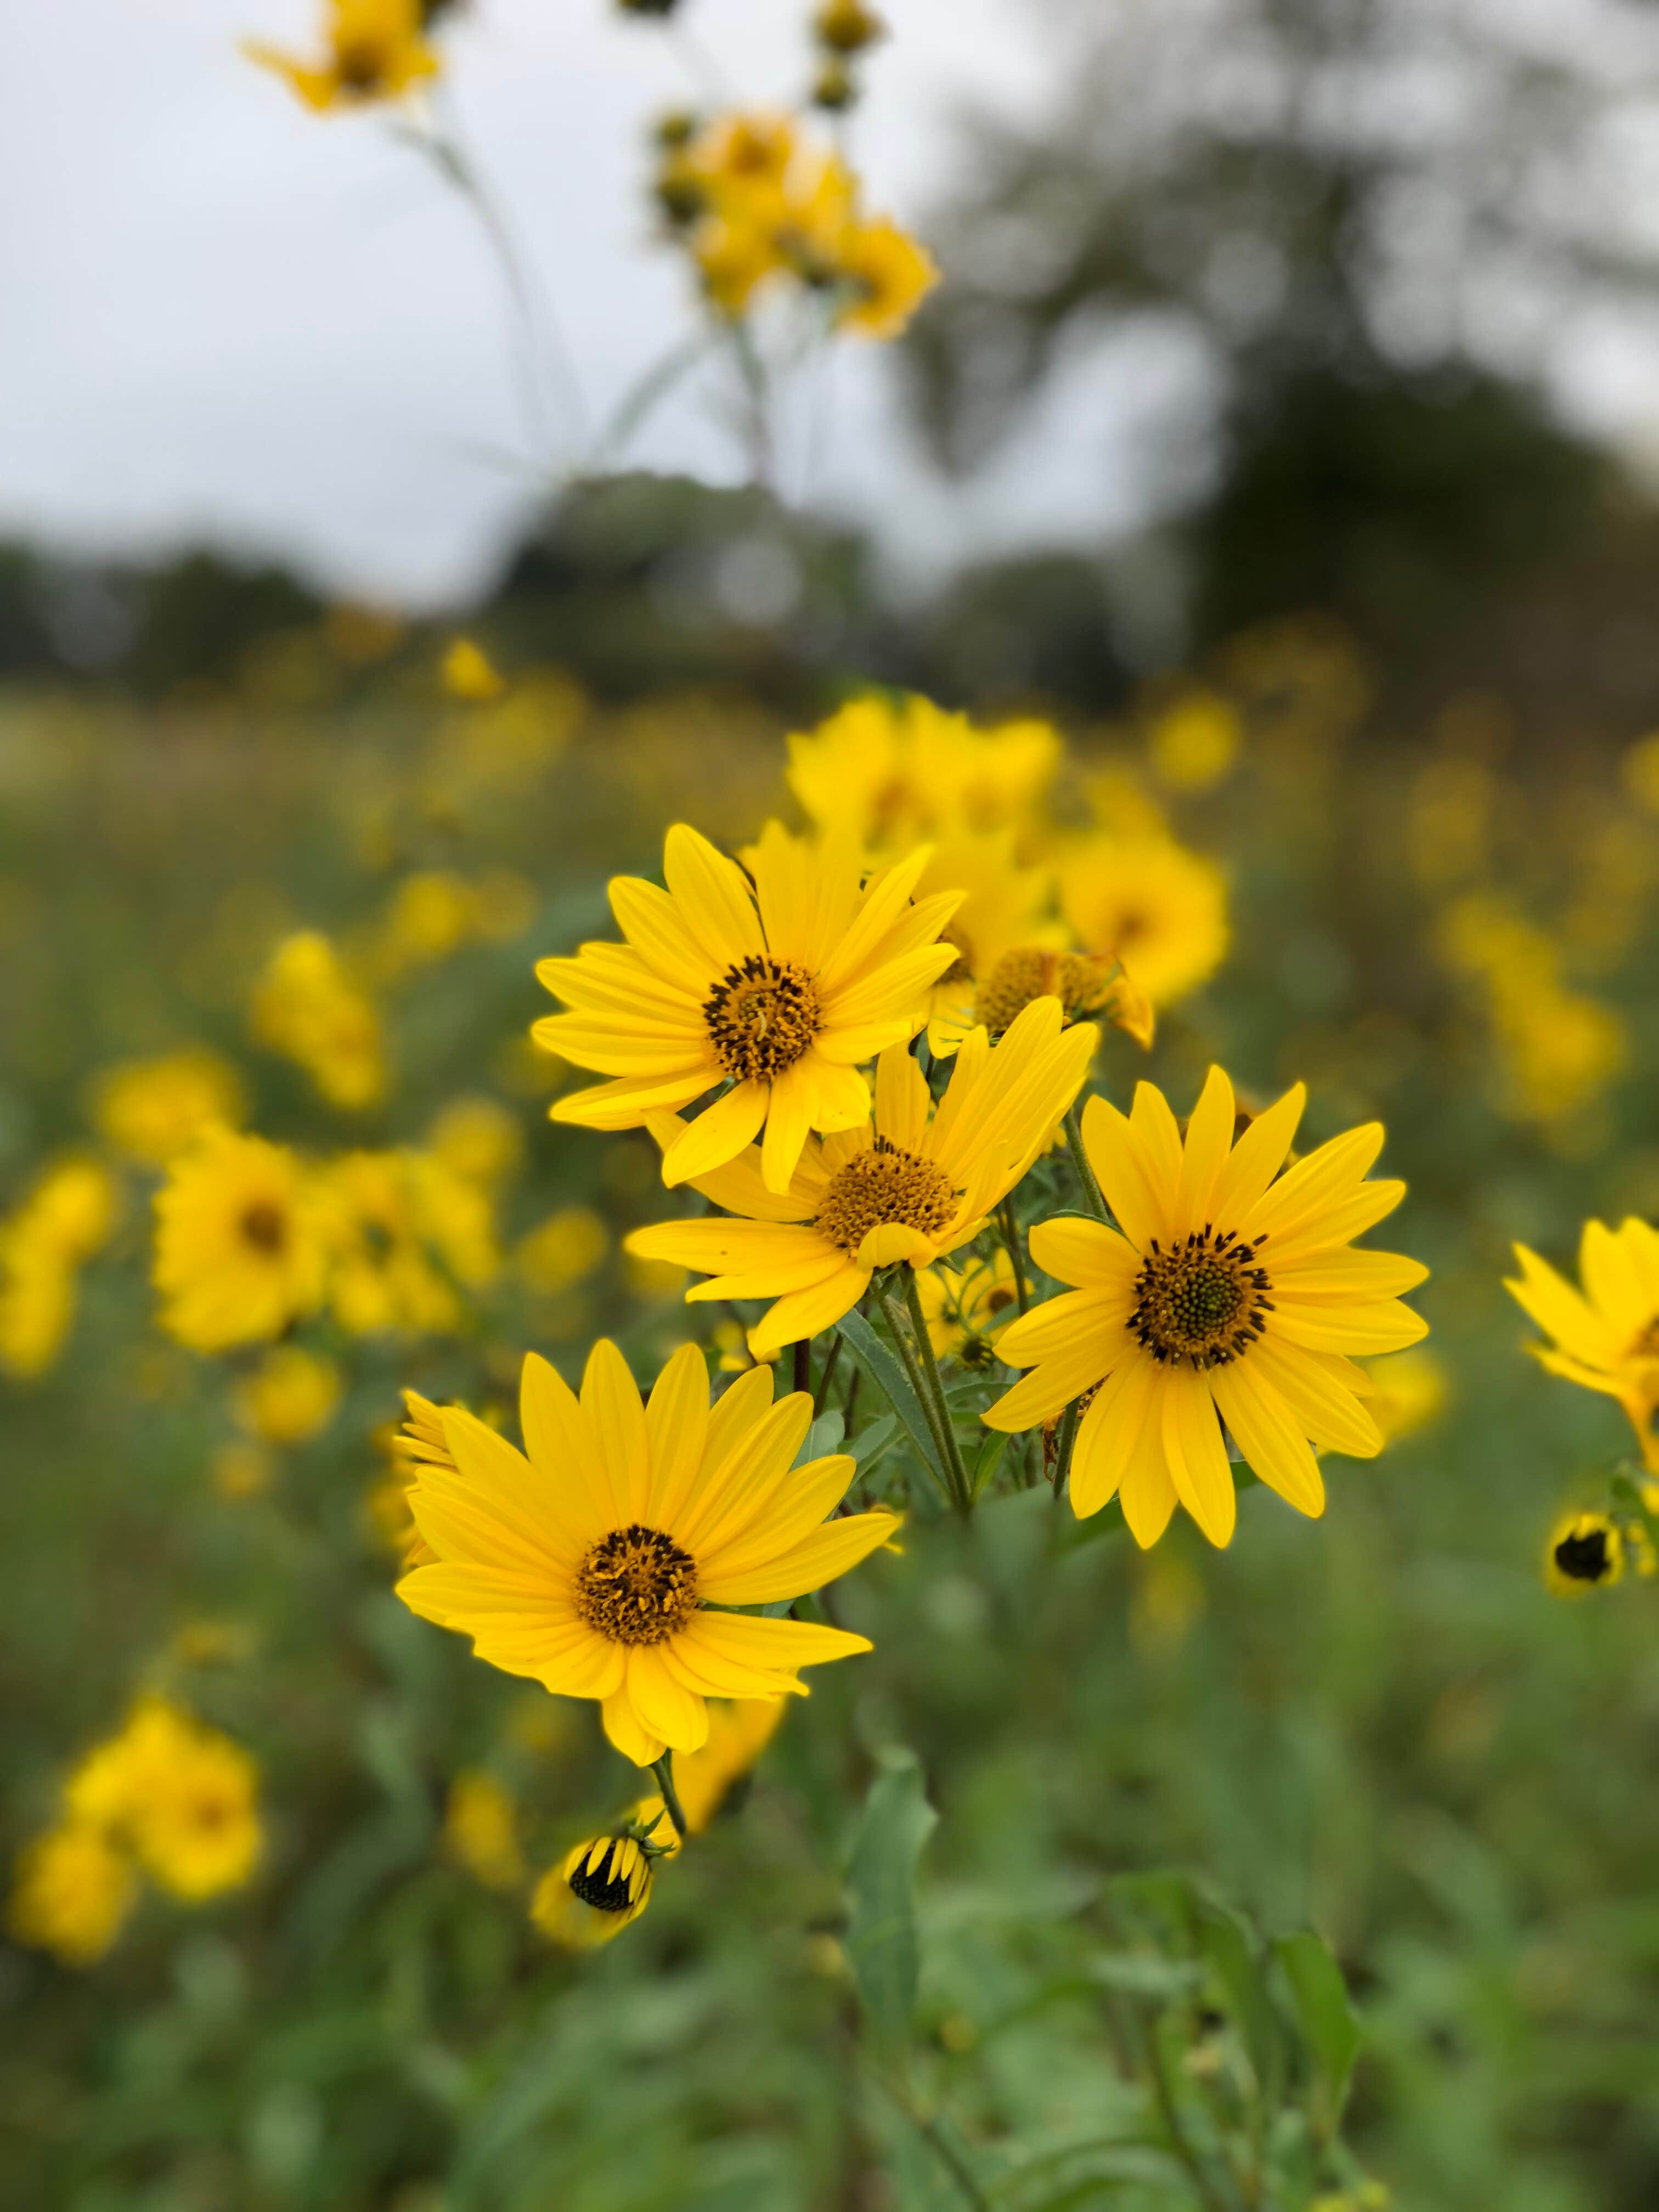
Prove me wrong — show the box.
[532,1830,657,1949]
[535,822,961,1194]
[625,998,1098,1358]
[984,1068,1429,1548]
[787,693,1060,850]
[396,1341,899,1765]
[1505,1218,1659,1471]
[1057,836,1229,1009]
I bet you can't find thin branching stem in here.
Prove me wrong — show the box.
[997,1197,1030,1314]
[650,1753,689,1843]
[1064,1102,1109,1223]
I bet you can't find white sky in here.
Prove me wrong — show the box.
[8,1,1658,610]
[2,0,1187,607]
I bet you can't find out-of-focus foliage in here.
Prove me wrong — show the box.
[5,578,1659,2204]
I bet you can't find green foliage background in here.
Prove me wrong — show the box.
[4,612,1659,2211]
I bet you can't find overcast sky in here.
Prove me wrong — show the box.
[3,0,1192,606]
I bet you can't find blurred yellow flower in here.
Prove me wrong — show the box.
[233,1344,343,1446]
[1621,730,1659,817]
[212,1440,276,1500]
[815,0,884,52]
[244,0,438,113]
[443,1770,527,1891]
[397,1342,896,1764]
[531,1830,655,1949]
[1437,895,1626,1125]
[1057,838,1229,1008]
[623,1250,687,1300]
[0,1157,120,1379]
[154,1128,328,1351]
[376,871,478,974]
[1544,1510,1623,1598]
[630,1000,1097,1358]
[427,1096,523,1189]
[90,1049,247,1166]
[441,637,506,702]
[252,932,385,1110]
[516,1205,609,1295]
[536,821,960,1195]
[971,947,1154,1054]
[1363,1347,1449,1445]
[1506,1220,1659,1471]
[324,1150,499,1335]
[63,1699,261,1903]
[787,693,1060,849]
[7,1822,137,1967]
[833,219,939,339]
[1148,690,1242,793]
[909,829,1057,1054]
[986,1068,1428,1548]
[916,1247,1021,1364]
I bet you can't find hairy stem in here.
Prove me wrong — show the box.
[1064,1102,1109,1223]
[903,1268,973,1513]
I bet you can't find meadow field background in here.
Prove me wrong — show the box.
[12,2,1659,2206]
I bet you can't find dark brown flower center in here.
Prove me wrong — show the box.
[1130,1228,1273,1369]
[703,955,821,1082]
[240,1200,287,1255]
[815,1136,958,1258]
[573,1524,698,1645]
[336,38,390,92]
[975,947,1116,1035]
[1555,1526,1613,1583]
[568,1839,642,1912]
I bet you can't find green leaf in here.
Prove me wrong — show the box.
[1274,1930,1359,2136]
[1088,1953,1207,2001]
[845,1748,938,2057]
[969,1427,1010,1499]
[838,1308,946,1488]
[798,1408,845,1466]
[1197,1903,1283,2109]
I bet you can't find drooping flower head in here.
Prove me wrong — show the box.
[1543,1510,1624,1598]
[625,998,1098,1358]
[532,1830,657,1949]
[1505,1219,1659,1472]
[985,1068,1429,1548]
[396,1342,899,1765]
[154,1127,328,1351]
[243,0,438,113]
[535,822,962,1195]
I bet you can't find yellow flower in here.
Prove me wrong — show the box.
[1147,689,1242,793]
[7,1822,137,1966]
[625,998,1098,1358]
[909,830,1057,1054]
[1544,1510,1623,1598]
[787,693,1061,849]
[67,1700,261,1902]
[968,947,1154,1056]
[1057,838,1229,1008]
[154,1128,329,1351]
[251,932,385,1109]
[832,219,938,338]
[233,1345,342,1445]
[443,1770,527,1891]
[1505,1220,1659,1471]
[91,1049,247,1165]
[531,1830,656,1949]
[535,822,961,1195]
[323,1150,499,1335]
[397,1341,899,1764]
[375,871,478,976]
[0,1157,120,1379]
[441,637,506,702]
[815,0,884,53]
[630,1693,786,1853]
[1363,1347,1449,1445]
[516,1205,609,1296]
[427,1096,523,1189]
[984,1068,1429,1548]
[243,0,438,112]
[916,1247,1021,1365]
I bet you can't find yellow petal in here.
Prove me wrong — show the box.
[1172,1065,1235,1236]
[1209,1362,1325,1517]
[662,1081,770,1186]
[645,1341,710,1527]
[1160,1368,1236,1547]
[580,1340,650,1523]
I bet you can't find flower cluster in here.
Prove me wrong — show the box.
[9,1699,261,1966]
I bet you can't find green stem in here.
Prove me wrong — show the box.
[1052,1400,1080,1502]
[650,1753,689,1844]
[881,1293,957,1508]
[997,1197,1030,1314]
[872,2074,991,2212]
[814,1331,843,1416]
[903,1268,973,1513]
[1065,1102,1109,1222]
